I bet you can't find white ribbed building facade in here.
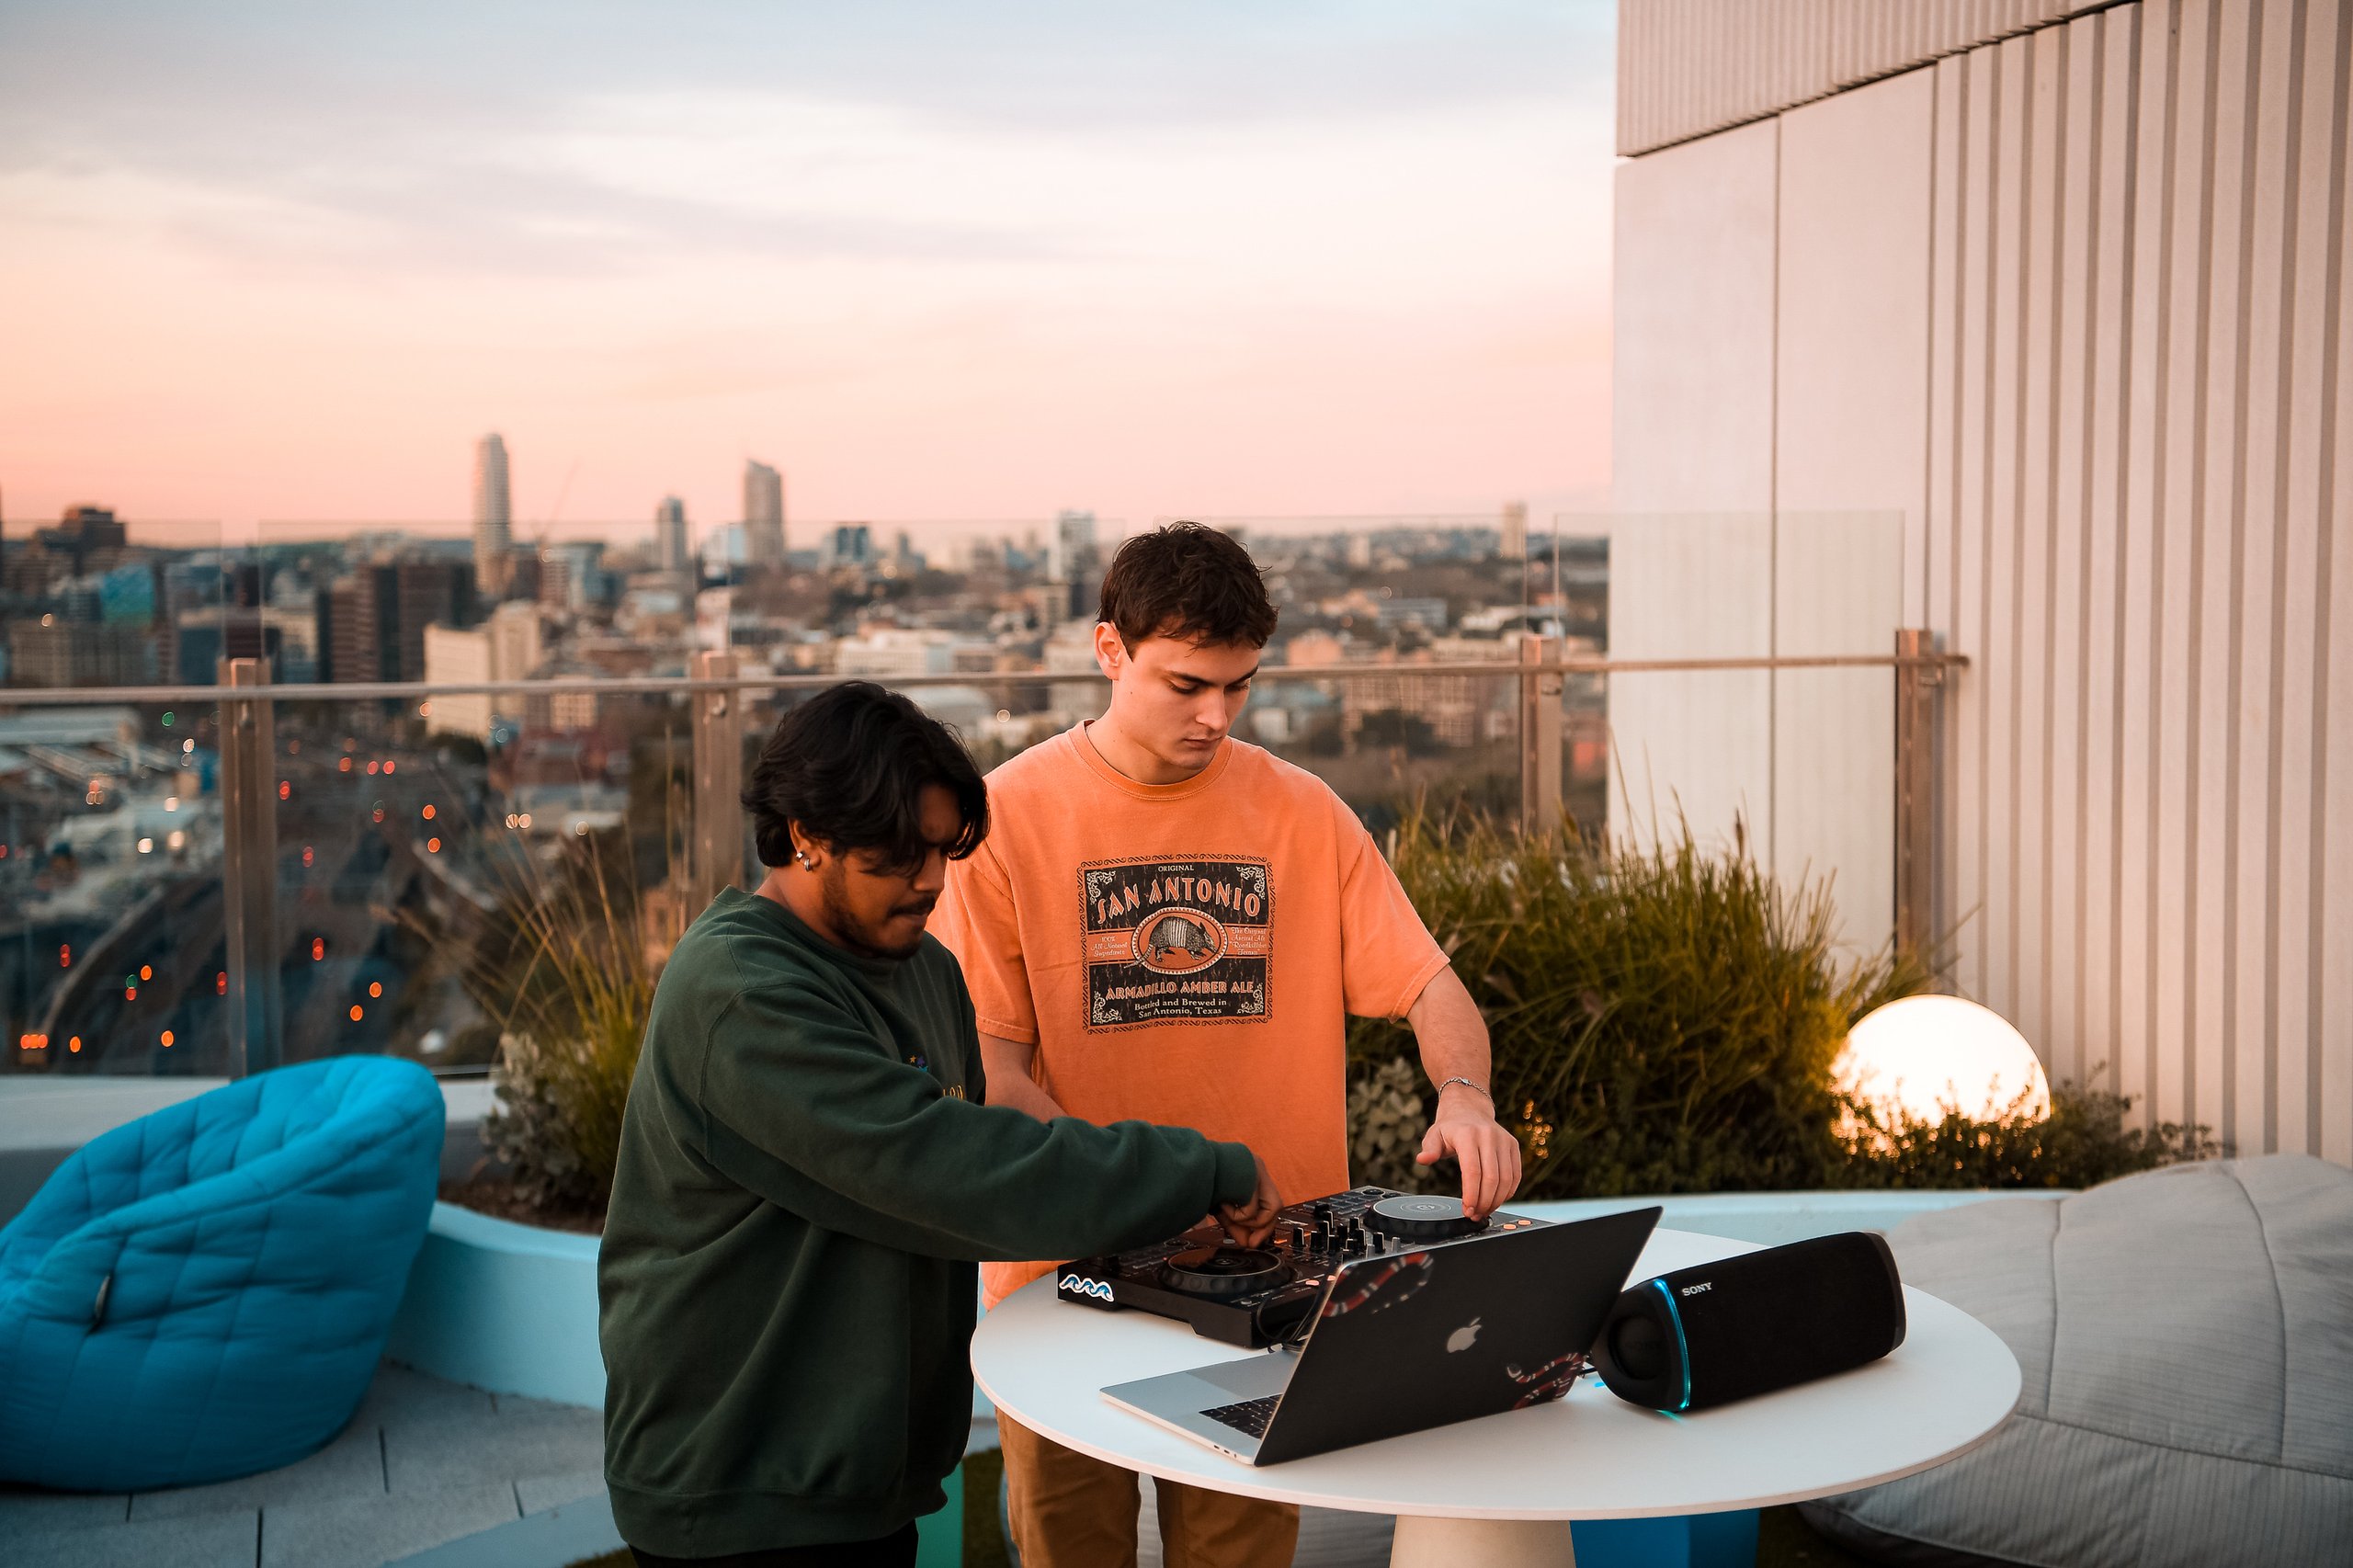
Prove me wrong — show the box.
[1608,0,2351,1162]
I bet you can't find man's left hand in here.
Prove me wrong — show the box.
[1415,1093,1522,1220]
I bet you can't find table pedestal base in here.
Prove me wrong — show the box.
[1390,1515,1576,1567]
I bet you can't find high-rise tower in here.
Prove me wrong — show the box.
[656,496,691,575]
[743,460,785,565]
[1047,509,1100,622]
[472,435,512,595]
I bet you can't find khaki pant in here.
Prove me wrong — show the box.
[997,1413,1300,1568]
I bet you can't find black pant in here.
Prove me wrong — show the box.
[629,1522,919,1568]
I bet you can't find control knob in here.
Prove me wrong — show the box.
[1366,1194,1488,1242]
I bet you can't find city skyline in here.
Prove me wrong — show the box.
[0,4,1616,529]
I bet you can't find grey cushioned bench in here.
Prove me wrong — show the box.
[1802,1155,2353,1567]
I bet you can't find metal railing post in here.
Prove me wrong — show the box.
[1518,636,1564,836]
[1893,629,1941,956]
[690,651,746,915]
[218,657,282,1076]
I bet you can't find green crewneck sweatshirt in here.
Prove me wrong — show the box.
[598,887,1256,1557]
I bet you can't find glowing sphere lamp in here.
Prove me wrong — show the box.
[1834,994,2051,1131]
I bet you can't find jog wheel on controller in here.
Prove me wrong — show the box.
[1366,1194,1488,1243]
[1159,1245,1290,1300]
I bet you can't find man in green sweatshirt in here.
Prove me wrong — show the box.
[599,681,1279,1568]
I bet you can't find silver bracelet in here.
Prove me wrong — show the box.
[1434,1075,1490,1099]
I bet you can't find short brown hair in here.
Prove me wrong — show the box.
[1097,522,1278,648]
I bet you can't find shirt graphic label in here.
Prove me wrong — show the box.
[1080,857,1272,1029]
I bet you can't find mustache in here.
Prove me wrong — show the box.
[892,894,938,918]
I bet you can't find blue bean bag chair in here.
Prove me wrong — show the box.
[0,1055,444,1492]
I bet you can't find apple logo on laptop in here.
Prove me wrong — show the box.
[1446,1316,1483,1354]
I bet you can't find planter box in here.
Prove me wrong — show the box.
[385,1201,605,1408]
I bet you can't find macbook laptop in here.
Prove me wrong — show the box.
[1101,1205,1661,1465]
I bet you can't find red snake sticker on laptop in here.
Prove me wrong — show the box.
[1320,1250,1436,1318]
[1503,1352,1594,1408]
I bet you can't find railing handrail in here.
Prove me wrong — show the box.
[0,651,1969,707]
[0,631,1963,1076]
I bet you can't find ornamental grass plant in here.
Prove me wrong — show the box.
[469,835,681,1211]
[1347,808,2210,1198]
[415,783,691,1218]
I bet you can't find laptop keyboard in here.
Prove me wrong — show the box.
[1200,1395,1279,1438]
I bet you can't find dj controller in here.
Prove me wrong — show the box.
[1055,1186,1552,1347]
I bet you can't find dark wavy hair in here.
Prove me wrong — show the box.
[742,682,988,872]
[1097,521,1278,649]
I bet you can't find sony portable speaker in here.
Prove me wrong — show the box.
[1590,1231,1906,1412]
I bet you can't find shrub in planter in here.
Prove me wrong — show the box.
[1346,811,2213,1198]
[1830,1074,2218,1188]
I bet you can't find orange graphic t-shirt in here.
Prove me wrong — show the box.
[930,724,1451,1308]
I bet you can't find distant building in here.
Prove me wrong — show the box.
[424,602,542,741]
[322,574,384,686]
[37,506,127,574]
[834,627,983,678]
[168,604,315,683]
[655,496,691,575]
[506,549,542,604]
[744,461,785,565]
[1343,649,1511,749]
[1500,501,1527,562]
[7,619,154,687]
[1040,620,1099,676]
[263,607,319,683]
[549,685,598,733]
[1048,510,1097,583]
[173,619,273,685]
[472,435,512,597]
[3,541,69,597]
[423,627,493,741]
[825,524,874,570]
[97,562,158,625]
[538,541,607,611]
[538,550,572,610]
[397,561,477,676]
[319,561,479,683]
[524,663,602,734]
[696,587,733,652]
[1283,630,1347,667]
[1375,597,1449,632]
[1046,510,1100,622]
[941,534,1003,574]
[699,522,745,574]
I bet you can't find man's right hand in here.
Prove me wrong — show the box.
[1213,1151,1282,1248]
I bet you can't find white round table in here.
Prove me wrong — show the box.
[972,1227,2020,1567]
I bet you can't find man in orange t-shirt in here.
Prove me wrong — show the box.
[931,522,1523,1568]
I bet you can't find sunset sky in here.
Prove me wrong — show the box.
[0,2,1616,544]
